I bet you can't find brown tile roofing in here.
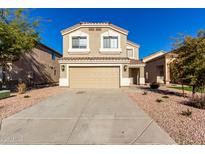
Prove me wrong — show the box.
[61,57,130,61]
[79,22,110,25]
[61,57,144,64]
[130,59,145,64]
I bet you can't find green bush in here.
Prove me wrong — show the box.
[150,82,160,89]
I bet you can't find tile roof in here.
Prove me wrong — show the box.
[79,22,111,25]
[61,22,128,35]
[60,57,144,65]
[130,59,145,64]
[61,57,130,61]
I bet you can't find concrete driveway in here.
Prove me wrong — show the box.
[0,89,175,144]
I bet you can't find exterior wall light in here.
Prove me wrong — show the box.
[124,65,127,71]
[61,65,65,72]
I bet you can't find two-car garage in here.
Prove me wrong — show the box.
[69,66,120,88]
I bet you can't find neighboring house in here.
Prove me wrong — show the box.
[59,22,145,88]
[143,50,177,84]
[0,42,62,88]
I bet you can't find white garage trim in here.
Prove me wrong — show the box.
[59,63,131,87]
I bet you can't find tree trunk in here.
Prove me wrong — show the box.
[192,85,196,98]
[181,80,185,98]
[182,83,185,98]
[0,64,7,89]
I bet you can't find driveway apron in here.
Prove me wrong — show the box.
[0,89,175,144]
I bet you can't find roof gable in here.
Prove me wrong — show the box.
[61,22,128,36]
[127,40,140,48]
[143,50,166,63]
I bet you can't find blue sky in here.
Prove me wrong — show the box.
[30,8,205,59]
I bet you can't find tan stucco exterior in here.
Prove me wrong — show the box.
[4,43,62,87]
[63,27,129,58]
[126,41,139,60]
[144,56,165,84]
[143,51,176,84]
[59,22,145,88]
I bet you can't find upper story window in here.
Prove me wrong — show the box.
[100,30,121,53]
[127,49,134,58]
[103,36,118,49]
[52,53,56,60]
[72,36,87,49]
[68,30,90,53]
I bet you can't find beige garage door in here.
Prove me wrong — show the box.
[69,66,120,88]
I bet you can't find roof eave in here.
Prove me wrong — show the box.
[61,23,129,36]
[127,40,140,48]
[143,50,166,62]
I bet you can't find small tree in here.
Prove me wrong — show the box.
[171,30,205,97]
[0,9,40,86]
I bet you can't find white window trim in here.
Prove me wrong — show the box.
[68,30,90,53]
[100,30,122,53]
[126,46,135,59]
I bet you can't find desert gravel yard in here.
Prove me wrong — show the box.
[0,86,66,119]
[126,86,205,145]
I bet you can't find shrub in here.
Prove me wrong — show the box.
[162,95,169,99]
[181,109,192,117]
[24,95,30,98]
[156,99,163,103]
[150,82,160,89]
[142,91,147,95]
[17,83,27,94]
[185,95,205,109]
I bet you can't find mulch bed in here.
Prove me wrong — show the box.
[127,86,205,144]
[0,86,66,119]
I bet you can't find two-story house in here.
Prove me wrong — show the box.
[0,42,62,89]
[59,22,145,88]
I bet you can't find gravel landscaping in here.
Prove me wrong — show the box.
[126,86,205,145]
[0,86,66,119]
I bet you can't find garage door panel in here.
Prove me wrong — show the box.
[69,66,120,88]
